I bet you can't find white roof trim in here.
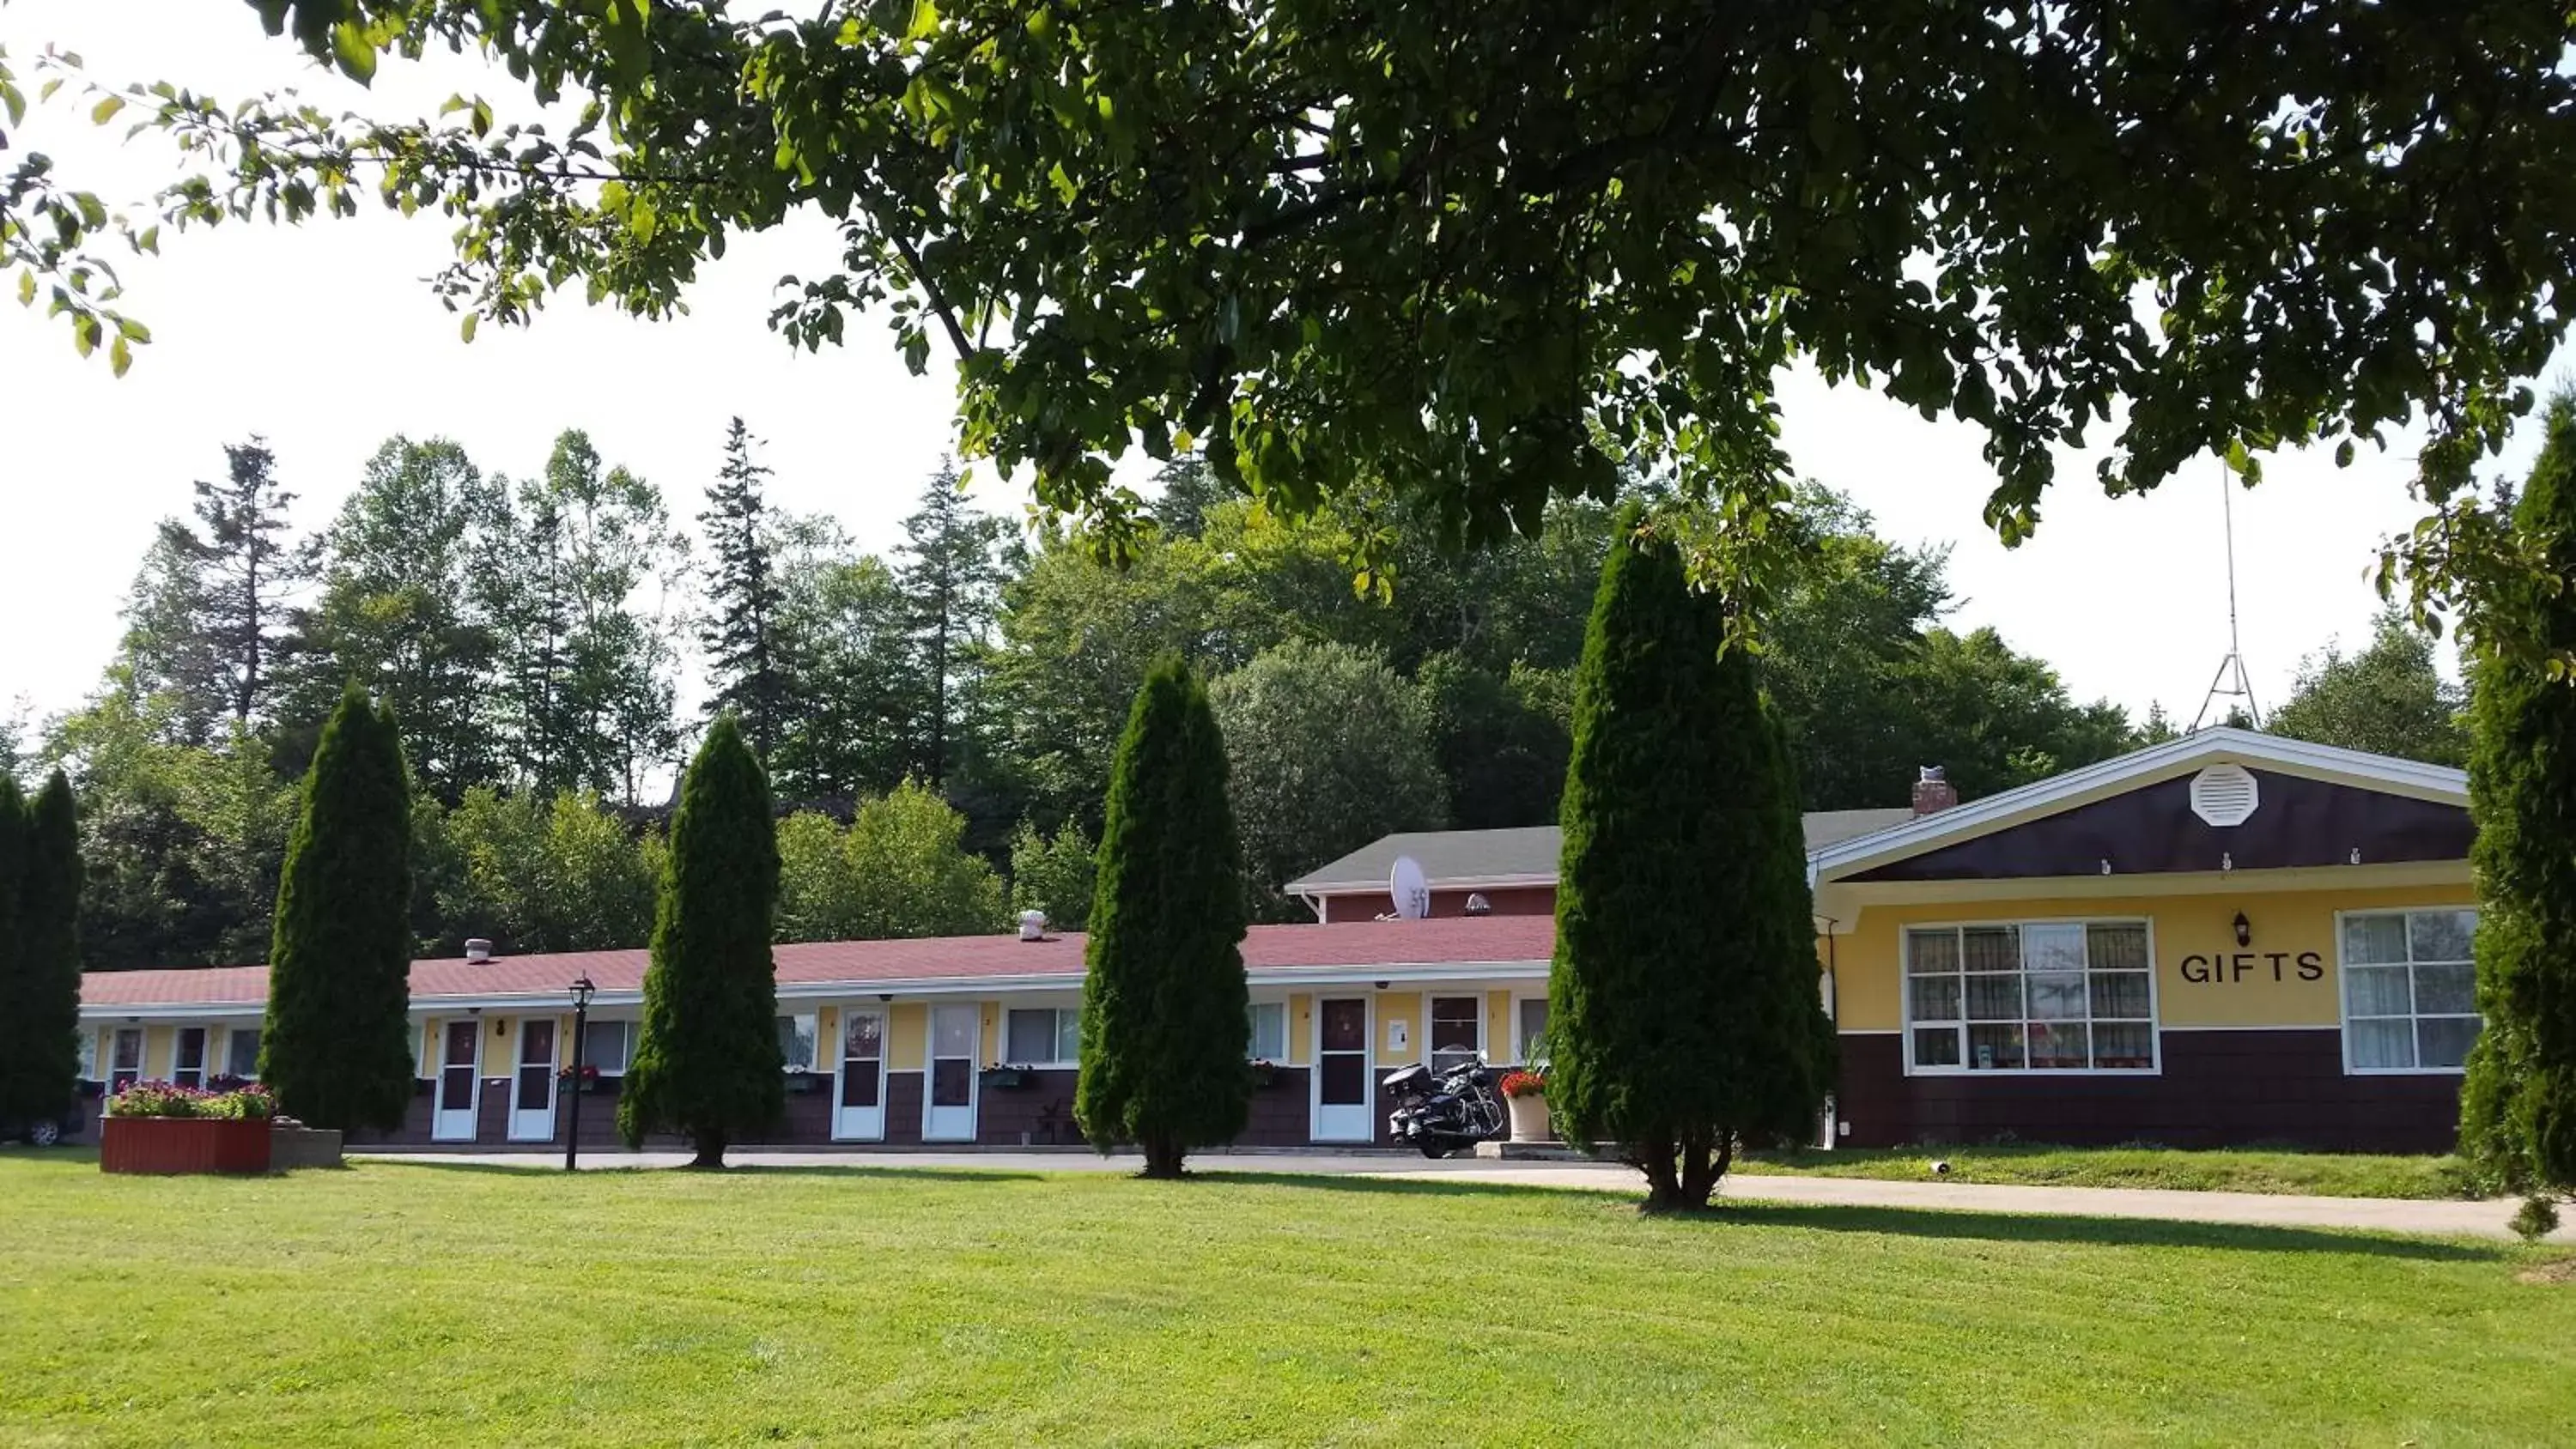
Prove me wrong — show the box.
[1808,728,2468,886]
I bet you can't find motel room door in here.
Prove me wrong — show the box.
[835,1008,888,1141]
[924,1004,979,1142]
[432,1021,481,1142]
[1312,997,1373,1143]
[508,1018,557,1142]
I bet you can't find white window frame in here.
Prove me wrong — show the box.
[108,1027,144,1089]
[1509,991,1551,1066]
[1426,993,1485,1075]
[2336,906,2482,1076]
[578,1018,635,1077]
[171,1025,211,1089]
[776,1012,820,1074]
[1245,1001,1289,1063]
[221,1025,262,1082]
[1001,1006,1082,1068]
[76,1029,99,1082]
[1900,916,2162,1076]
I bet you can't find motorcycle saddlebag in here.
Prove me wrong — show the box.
[1380,1063,1433,1096]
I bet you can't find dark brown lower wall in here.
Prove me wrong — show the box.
[1834,1028,2463,1153]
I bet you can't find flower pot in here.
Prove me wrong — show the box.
[978,1067,1031,1090]
[100,1116,273,1175]
[1505,1094,1552,1143]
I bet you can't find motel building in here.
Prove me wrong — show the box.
[72,728,2479,1155]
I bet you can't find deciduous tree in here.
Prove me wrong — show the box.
[619,715,783,1167]
[2269,609,2468,767]
[1077,658,1251,1179]
[260,684,416,1133]
[27,5,2576,649]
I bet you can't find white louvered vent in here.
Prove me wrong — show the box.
[2189,764,2261,828]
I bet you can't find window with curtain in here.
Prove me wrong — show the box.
[1246,1002,1287,1061]
[1516,998,1550,1064]
[2342,909,2480,1072]
[776,1014,818,1072]
[1005,1008,1082,1064]
[76,1031,98,1082]
[1905,921,2156,1072]
[1429,996,1482,1074]
[581,1020,632,1076]
[224,1028,261,1081]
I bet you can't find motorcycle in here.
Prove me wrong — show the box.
[1382,1056,1506,1158]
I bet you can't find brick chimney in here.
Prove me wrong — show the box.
[1911,766,1959,816]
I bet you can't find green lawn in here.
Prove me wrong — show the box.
[2,1151,2570,1446]
[1735,1143,2480,1199]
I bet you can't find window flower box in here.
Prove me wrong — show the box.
[978,1065,1035,1090]
[1249,1059,1283,1090]
[783,1068,822,1095]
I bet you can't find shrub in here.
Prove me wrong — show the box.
[105,1082,276,1120]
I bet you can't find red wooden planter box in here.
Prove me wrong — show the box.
[100,1116,274,1175]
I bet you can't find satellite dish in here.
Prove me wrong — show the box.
[1389,856,1431,920]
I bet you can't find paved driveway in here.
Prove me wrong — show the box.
[353,1147,2572,1243]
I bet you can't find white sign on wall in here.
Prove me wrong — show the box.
[1387,1019,1409,1053]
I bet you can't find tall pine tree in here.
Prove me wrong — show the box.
[896,461,1008,786]
[699,417,797,761]
[620,714,783,1167]
[261,684,416,1132]
[2459,390,2576,1230]
[0,773,84,1131]
[1548,512,1832,1211]
[1076,657,1251,1179]
[122,439,310,743]
[0,779,25,1117]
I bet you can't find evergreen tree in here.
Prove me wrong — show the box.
[0,779,24,1111]
[700,417,798,761]
[1548,513,1832,1212]
[619,714,783,1167]
[0,773,85,1126]
[120,440,309,743]
[2459,391,2576,1227]
[896,461,1009,786]
[260,684,416,1132]
[1076,657,1251,1179]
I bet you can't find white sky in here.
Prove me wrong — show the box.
[3,1,2561,736]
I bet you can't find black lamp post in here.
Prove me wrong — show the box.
[564,974,596,1172]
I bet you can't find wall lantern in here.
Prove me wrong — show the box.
[2233,912,2252,949]
[878,991,895,1003]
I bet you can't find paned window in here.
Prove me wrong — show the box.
[1429,996,1482,1075]
[1005,1008,1082,1065]
[2342,909,2481,1072]
[1905,921,2156,1072]
[1246,1002,1288,1062]
[1516,998,1550,1064]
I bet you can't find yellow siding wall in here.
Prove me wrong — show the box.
[1832,881,2480,1033]
[981,1002,1001,1065]
[817,1006,838,1065]
[1286,994,1311,1065]
[1485,991,1511,1061]
[1373,991,1419,1066]
[890,1003,927,1070]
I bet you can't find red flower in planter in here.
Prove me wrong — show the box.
[1498,1070,1546,1100]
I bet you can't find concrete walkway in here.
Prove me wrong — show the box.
[354,1148,2572,1244]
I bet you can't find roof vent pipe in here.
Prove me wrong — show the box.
[464,938,494,964]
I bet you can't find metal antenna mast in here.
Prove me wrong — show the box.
[2190,464,2262,731]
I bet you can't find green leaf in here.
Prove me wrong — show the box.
[459,312,478,343]
[15,270,32,308]
[90,94,125,125]
[2335,440,2355,468]
[908,0,940,41]
[109,333,132,378]
[331,22,378,85]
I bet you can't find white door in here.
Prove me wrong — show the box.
[508,1018,557,1142]
[433,1020,481,1142]
[835,1008,887,1141]
[1312,997,1373,1143]
[924,1004,978,1143]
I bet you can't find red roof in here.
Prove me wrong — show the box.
[77,916,1556,1011]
